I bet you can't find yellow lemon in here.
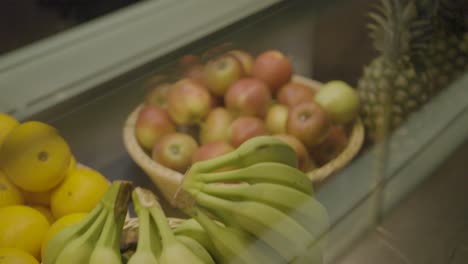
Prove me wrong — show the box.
[30,205,55,224]
[68,155,77,173]
[0,248,39,264]
[0,170,24,207]
[0,121,71,192]
[40,212,87,260]
[21,189,51,206]
[50,167,109,219]
[0,205,50,260]
[0,113,19,148]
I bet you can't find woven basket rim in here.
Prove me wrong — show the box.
[123,75,365,200]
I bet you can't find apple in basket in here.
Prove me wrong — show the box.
[311,125,349,165]
[277,82,316,108]
[252,50,293,94]
[199,107,233,145]
[152,132,199,173]
[192,141,235,163]
[229,116,268,148]
[287,101,331,148]
[273,133,316,172]
[227,49,255,75]
[204,54,244,96]
[224,78,272,118]
[135,105,176,151]
[265,104,289,134]
[144,82,172,109]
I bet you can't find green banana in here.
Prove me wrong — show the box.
[184,162,312,195]
[188,136,298,173]
[127,188,162,264]
[290,244,323,264]
[192,208,284,264]
[134,187,207,264]
[195,182,329,238]
[172,218,215,255]
[176,235,215,264]
[195,192,317,262]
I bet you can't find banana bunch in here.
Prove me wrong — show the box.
[176,136,330,264]
[128,187,215,264]
[43,180,133,264]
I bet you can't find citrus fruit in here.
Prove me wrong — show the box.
[30,205,55,224]
[0,170,24,207]
[0,248,39,264]
[40,212,87,260]
[21,190,51,206]
[0,121,72,192]
[50,167,109,219]
[0,205,50,260]
[0,113,19,148]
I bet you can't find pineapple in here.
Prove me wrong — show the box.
[417,0,468,92]
[358,0,435,142]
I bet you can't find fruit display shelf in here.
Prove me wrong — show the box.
[122,75,364,204]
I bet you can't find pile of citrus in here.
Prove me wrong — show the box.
[0,113,110,263]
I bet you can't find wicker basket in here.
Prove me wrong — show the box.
[123,75,364,203]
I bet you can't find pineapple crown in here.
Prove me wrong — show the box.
[368,0,431,70]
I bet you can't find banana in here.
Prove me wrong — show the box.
[172,218,215,255]
[195,192,317,262]
[127,188,162,264]
[133,187,206,264]
[184,162,312,195]
[290,244,323,264]
[192,208,284,264]
[176,235,215,264]
[188,136,298,173]
[195,182,329,239]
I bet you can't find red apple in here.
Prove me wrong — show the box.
[252,50,293,94]
[192,141,235,163]
[310,125,349,165]
[145,82,172,109]
[168,78,213,125]
[135,105,176,151]
[314,80,360,124]
[265,104,289,134]
[200,107,233,144]
[227,50,254,75]
[183,64,206,86]
[229,116,268,147]
[287,101,331,148]
[152,132,199,173]
[224,78,272,118]
[204,55,244,96]
[273,134,315,172]
[277,82,315,108]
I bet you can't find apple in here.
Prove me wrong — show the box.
[277,82,315,108]
[252,50,293,94]
[310,125,348,165]
[135,105,176,151]
[287,101,331,148]
[183,64,206,86]
[152,132,199,173]
[192,141,235,163]
[224,78,272,118]
[204,55,244,96]
[167,78,213,125]
[144,82,172,109]
[273,134,315,172]
[314,80,360,124]
[265,104,289,134]
[178,54,199,70]
[227,50,255,75]
[229,116,268,147]
[200,107,233,144]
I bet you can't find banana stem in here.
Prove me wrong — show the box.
[132,188,161,254]
[149,204,177,246]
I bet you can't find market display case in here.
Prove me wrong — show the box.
[1,0,467,263]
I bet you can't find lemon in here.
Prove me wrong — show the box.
[0,205,50,260]
[0,248,39,264]
[30,205,55,224]
[50,167,109,219]
[0,113,19,148]
[40,212,87,260]
[0,121,72,192]
[21,189,51,206]
[0,170,24,207]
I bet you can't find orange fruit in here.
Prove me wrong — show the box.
[40,212,87,260]
[50,167,109,219]
[0,205,50,260]
[0,170,24,207]
[0,247,39,264]
[0,121,72,192]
